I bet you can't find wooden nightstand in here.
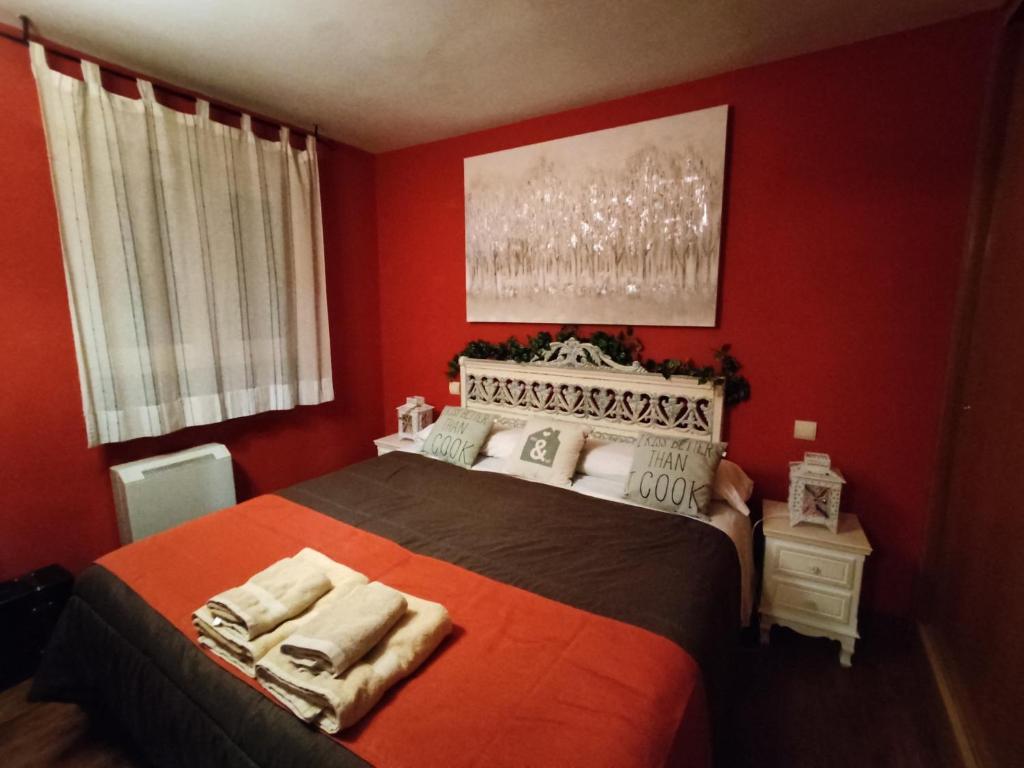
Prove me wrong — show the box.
[373,432,414,456]
[759,499,872,667]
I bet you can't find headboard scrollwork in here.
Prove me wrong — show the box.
[459,338,723,442]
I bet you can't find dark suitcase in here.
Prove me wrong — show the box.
[0,564,73,689]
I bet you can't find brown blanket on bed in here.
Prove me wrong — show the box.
[279,451,740,680]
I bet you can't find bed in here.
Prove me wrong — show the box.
[31,340,750,767]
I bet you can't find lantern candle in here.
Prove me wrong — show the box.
[787,452,845,533]
[396,396,434,440]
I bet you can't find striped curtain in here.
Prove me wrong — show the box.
[29,42,333,447]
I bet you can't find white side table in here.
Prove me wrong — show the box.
[759,500,872,667]
[373,432,414,456]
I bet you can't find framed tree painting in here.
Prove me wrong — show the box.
[465,105,728,326]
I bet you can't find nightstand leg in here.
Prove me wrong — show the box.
[759,616,771,646]
[839,637,855,667]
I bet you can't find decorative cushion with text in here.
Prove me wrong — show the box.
[419,406,494,468]
[624,432,727,520]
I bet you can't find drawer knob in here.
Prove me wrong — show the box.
[811,566,822,575]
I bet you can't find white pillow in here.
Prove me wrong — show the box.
[503,418,588,487]
[574,438,635,481]
[712,459,753,516]
[481,426,522,459]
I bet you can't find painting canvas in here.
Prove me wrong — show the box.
[465,105,728,326]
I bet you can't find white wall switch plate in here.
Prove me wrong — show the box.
[448,381,461,396]
[794,420,817,440]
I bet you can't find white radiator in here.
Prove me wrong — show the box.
[110,443,236,544]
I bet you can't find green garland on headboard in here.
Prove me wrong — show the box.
[447,326,751,406]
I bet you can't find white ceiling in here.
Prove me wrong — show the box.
[0,0,999,152]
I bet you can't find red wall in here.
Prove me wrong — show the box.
[374,14,1000,616]
[0,41,384,581]
[0,13,1001,617]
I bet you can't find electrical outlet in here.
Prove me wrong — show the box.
[794,420,817,441]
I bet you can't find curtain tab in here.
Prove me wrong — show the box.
[27,40,49,77]
[80,59,102,88]
[196,99,210,120]
[280,126,290,147]
[137,79,156,103]
[241,113,252,132]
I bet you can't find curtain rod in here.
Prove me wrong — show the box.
[0,14,28,46]
[0,15,321,141]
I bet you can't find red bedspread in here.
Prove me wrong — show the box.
[98,495,708,767]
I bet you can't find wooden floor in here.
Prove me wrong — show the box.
[0,617,956,768]
[0,679,148,768]
[722,617,959,768]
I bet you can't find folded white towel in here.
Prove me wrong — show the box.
[256,593,451,733]
[208,550,333,641]
[281,581,408,675]
[194,549,368,676]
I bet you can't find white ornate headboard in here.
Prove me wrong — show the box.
[459,338,724,443]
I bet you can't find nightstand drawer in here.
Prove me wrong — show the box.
[773,543,856,589]
[772,581,851,625]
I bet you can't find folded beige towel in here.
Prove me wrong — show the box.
[281,581,408,675]
[256,593,451,733]
[194,549,368,676]
[195,606,297,677]
[208,551,333,641]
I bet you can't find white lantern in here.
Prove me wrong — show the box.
[788,452,845,534]
[397,396,433,440]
